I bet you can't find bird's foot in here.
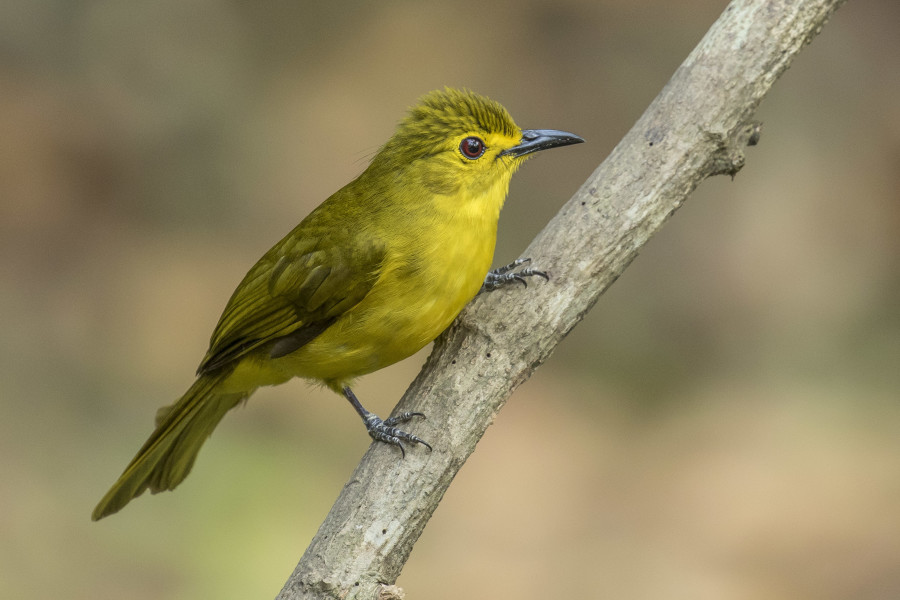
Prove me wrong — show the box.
[343,386,431,457]
[364,411,431,458]
[479,258,549,294]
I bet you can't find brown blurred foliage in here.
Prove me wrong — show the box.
[1,1,898,599]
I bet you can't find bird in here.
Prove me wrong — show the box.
[92,87,583,520]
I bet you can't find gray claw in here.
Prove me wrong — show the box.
[480,258,549,294]
[365,413,431,457]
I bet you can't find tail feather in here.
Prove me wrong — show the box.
[92,372,247,521]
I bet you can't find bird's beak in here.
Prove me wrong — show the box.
[500,129,584,158]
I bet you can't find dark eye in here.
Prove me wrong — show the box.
[459,136,485,159]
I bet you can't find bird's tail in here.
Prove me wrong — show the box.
[92,371,247,520]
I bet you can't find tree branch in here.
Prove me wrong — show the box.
[277,0,846,598]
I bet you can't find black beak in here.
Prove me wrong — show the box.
[500,129,584,158]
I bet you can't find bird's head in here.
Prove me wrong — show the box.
[369,88,583,200]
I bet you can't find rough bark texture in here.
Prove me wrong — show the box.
[277,0,846,598]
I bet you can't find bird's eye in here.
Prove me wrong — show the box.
[459,136,486,159]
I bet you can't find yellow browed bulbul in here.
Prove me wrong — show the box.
[92,88,583,520]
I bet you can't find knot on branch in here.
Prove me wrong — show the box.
[378,584,406,600]
[704,121,762,179]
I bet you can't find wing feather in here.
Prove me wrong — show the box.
[197,231,385,374]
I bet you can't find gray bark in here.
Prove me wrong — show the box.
[277,0,846,598]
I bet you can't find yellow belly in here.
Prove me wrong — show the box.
[279,223,495,388]
[221,226,496,394]
[222,178,509,394]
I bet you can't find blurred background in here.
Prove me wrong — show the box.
[2,1,898,598]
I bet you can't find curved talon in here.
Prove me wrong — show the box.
[384,411,426,427]
[520,268,549,281]
[480,258,549,293]
[495,257,530,275]
[365,414,430,457]
[344,386,430,457]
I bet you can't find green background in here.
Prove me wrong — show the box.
[2,1,898,598]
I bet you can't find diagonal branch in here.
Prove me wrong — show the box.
[277,0,846,598]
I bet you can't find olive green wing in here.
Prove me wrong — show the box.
[196,233,386,375]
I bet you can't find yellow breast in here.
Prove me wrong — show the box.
[277,177,508,388]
